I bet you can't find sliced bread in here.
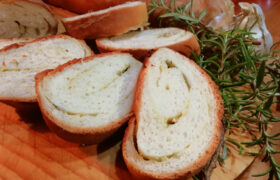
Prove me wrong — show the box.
[35,53,142,144]
[96,28,200,60]
[62,1,148,39]
[0,35,93,102]
[0,0,58,38]
[122,48,223,179]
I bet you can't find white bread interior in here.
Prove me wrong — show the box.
[0,35,92,102]
[123,48,223,179]
[97,28,193,49]
[0,0,57,38]
[36,53,142,141]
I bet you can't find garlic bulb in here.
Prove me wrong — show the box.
[237,3,273,54]
[205,1,273,54]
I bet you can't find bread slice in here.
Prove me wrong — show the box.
[96,28,200,60]
[0,0,58,38]
[62,1,148,39]
[122,48,223,179]
[35,53,142,144]
[0,35,93,102]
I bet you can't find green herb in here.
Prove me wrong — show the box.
[149,0,280,179]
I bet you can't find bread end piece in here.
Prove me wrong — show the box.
[62,1,148,39]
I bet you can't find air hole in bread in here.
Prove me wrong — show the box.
[165,60,176,69]
[143,157,150,161]
[183,74,191,90]
[117,64,130,76]
[167,112,182,126]
[157,32,172,38]
[35,28,40,35]
[165,85,170,90]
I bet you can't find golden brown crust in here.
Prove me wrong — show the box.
[96,29,200,61]
[43,0,141,14]
[122,48,223,179]
[62,2,148,39]
[35,52,135,144]
[0,34,92,53]
[41,0,188,14]
[47,4,77,18]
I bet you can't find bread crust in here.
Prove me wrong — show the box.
[0,35,93,102]
[96,29,200,61]
[62,2,148,39]
[35,53,136,144]
[122,48,223,179]
[43,0,140,14]
[42,0,189,14]
[0,34,91,53]
[47,4,77,18]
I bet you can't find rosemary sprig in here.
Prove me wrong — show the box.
[149,0,280,179]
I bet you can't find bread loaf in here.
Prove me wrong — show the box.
[0,35,92,102]
[122,48,223,179]
[62,1,148,39]
[0,0,58,38]
[96,27,200,60]
[35,53,142,144]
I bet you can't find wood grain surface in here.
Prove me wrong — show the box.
[0,1,279,180]
[0,101,273,180]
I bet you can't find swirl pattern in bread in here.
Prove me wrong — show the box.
[0,0,58,38]
[35,53,142,144]
[122,48,223,179]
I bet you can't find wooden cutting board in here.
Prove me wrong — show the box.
[0,102,266,180]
